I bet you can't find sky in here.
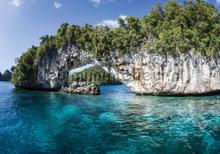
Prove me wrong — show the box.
[0,0,219,72]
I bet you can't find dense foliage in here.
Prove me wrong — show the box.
[144,0,220,57]
[69,66,122,85]
[12,46,38,83]
[12,0,220,84]
[0,70,12,81]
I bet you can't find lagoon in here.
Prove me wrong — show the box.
[0,82,220,153]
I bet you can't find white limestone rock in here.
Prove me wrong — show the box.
[35,44,220,95]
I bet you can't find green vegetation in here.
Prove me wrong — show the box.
[144,0,220,57]
[69,66,122,85]
[12,0,220,85]
[12,46,38,83]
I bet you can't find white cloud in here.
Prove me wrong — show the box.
[90,0,115,7]
[216,0,220,5]
[91,0,101,7]
[98,14,127,28]
[98,19,118,28]
[54,2,62,9]
[119,15,127,20]
[12,0,22,7]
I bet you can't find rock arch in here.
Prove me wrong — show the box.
[33,44,220,95]
[37,45,95,90]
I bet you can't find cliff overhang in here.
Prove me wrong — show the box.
[15,44,220,96]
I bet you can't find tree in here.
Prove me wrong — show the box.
[69,66,122,85]
[126,16,141,31]
[12,46,37,84]
[164,0,181,20]
[56,23,69,48]
[118,18,126,28]
[40,35,50,45]
[11,66,15,72]
[57,23,69,36]
[66,24,81,44]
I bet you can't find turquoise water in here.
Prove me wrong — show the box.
[0,82,220,154]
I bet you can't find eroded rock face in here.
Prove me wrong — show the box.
[61,81,100,95]
[35,44,220,95]
[37,45,94,90]
[101,49,220,95]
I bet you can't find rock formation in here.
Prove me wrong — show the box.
[19,44,220,95]
[61,81,100,95]
[35,45,94,90]
[102,49,220,95]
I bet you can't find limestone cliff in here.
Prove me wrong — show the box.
[102,48,220,95]
[36,45,94,90]
[30,44,220,95]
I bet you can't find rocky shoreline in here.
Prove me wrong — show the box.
[20,44,220,96]
[15,81,100,95]
[61,81,100,95]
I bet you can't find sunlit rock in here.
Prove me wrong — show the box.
[22,44,220,95]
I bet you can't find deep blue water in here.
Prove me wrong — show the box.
[0,82,220,154]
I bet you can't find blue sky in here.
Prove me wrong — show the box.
[0,0,219,72]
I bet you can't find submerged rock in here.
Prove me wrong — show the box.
[61,81,100,95]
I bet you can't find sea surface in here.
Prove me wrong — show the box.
[0,82,220,154]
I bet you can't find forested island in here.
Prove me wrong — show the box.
[62,66,122,95]
[11,0,220,95]
[2,1,220,153]
[69,66,122,85]
[0,70,12,82]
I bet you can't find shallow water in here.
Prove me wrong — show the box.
[0,82,220,154]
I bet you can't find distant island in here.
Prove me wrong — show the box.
[0,69,12,82]
[69,66,122,86]
[11,0,220,95]
[62,66,122,95]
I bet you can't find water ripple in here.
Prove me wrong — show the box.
[1,83,220,153]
